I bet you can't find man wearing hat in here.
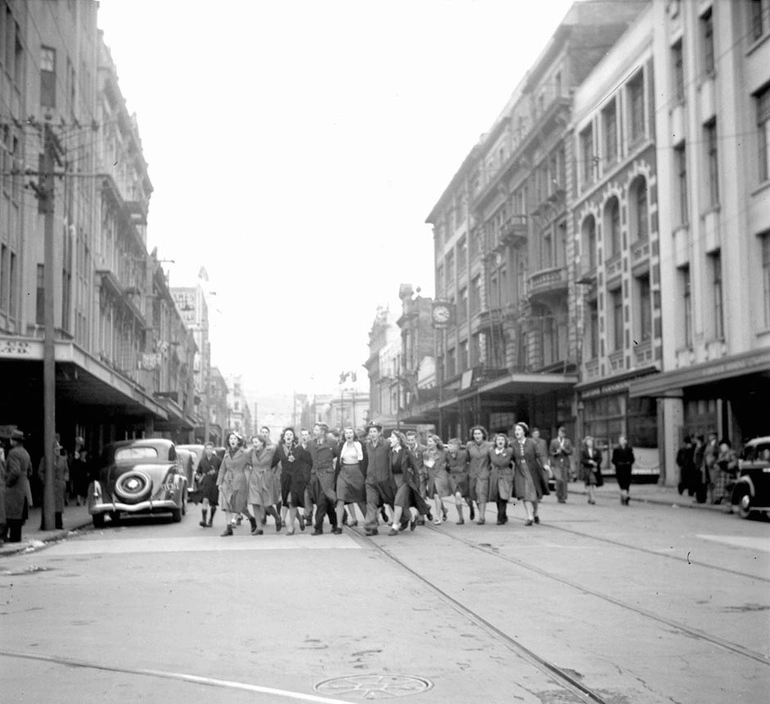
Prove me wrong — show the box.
[307,422,340,535]
[363,421,397,536]
[4,430,32,543]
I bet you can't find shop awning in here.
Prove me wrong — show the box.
[478,371,578,399]
[628,348,770,398]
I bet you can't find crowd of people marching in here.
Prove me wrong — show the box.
[196,420,639,538]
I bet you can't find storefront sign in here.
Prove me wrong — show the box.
[0,339,33,357]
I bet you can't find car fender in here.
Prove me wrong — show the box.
[733,475,754,498]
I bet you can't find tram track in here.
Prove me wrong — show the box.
[347,526,612,704]
[349,519,769,691]
[420,523,770,666]
[537,516,770,584]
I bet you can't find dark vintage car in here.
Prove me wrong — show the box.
[87,438,189,527]
[176,444,204,489]
[732,436,770,520]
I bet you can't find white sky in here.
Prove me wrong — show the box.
[96,0,575,396]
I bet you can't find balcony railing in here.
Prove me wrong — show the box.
[527,265,568,301]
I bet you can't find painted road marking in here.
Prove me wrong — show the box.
[45,535,362,556]
[0,650,353,704]
[697,535,770,553]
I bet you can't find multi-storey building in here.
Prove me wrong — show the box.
[225,374,252,437]
[0,2,198,458]
[207,366,228,445]
[629,0,770,470]
[394,284,437,427]
[571,4,662,476]
[363,305,402,426]
[426,0,647,441]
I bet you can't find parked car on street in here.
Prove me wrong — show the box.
[732,436,770,520]
[176,444,202,489]
[87,438,189,527]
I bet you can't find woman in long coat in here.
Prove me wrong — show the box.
[423,434,450,525]
[467,426,492,525]
[335,426,367,529]
[488,433,514,525]
[271,427,312,535]
[580,435,603,505]
[389,431,431,535]
[248,434,282,534]
[511,422,549,526]
[217,431,253,536]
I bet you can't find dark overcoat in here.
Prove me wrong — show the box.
[5,445,32,521]
[272,442,312,507]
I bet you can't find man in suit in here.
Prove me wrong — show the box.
[549,426,573,504]
[308,423,340,535]
[363,421,396,536]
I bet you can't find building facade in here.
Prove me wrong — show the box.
[629,0,770,472]
[426,0,646,442]
[0,2,199,459]
[571,5,661,477]
[363,305,402,427]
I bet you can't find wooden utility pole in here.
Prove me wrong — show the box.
[40,123,63,530]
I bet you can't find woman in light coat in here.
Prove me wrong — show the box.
[580,435,603,505]
[248,434,282,534]
[217,431,253,536]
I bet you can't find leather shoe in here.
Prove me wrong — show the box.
[364,528,379,536]
[524,519,533,526]
[221,525,233,537]
[388,527,399,536]
[332,527,343,535]
[534,515,540,524]
[311,528,323,536]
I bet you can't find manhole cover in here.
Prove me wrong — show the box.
[314,674,433,699]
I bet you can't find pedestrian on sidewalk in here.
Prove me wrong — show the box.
[512,422,548,526]
[388,430,430,535]
[424,434,450,526]
[69,437,90,506]
[714,439,738,511]
[446,438,473,524]
[704,432,719,504]
[612,435,635,506]
[217,432,253,537]
[3,430,32,543]
[693,435,708,503]
[580,436,603,505]
[334,426,367,529]
[549,426,573,504]
[488,433,514,525]
[195,442,221,528]
[37,436,68,530]
[247,434,282,534]
[271,428,312,535]
[468,426,492,525]
[676,436,696,497]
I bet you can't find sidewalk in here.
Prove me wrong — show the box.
[0,503,94,558]
[567,478,724,511]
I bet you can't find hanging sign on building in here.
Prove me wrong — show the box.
[138,353,162,371]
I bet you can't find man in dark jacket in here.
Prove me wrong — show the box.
[308,423,340,535]
[4,430,32,543]
[363,421,396,536]
[405,430,428,525]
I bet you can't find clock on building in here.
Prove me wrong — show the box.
[432,302,452,326]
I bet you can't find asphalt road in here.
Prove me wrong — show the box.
[1,497,768,703]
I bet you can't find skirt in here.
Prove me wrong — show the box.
[281,468,308,507]
[337,463,366,504]
[192,473,219,505]
[448,471,470,498]
[427,469,452,498]
[393,474,431,515]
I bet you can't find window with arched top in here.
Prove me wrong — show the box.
[629,176,648,243]
[581,216,597,272]
[604,197,621,259]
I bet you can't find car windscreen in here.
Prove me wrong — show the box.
[114,446,159,461]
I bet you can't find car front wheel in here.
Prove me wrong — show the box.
[734,485,753,519]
